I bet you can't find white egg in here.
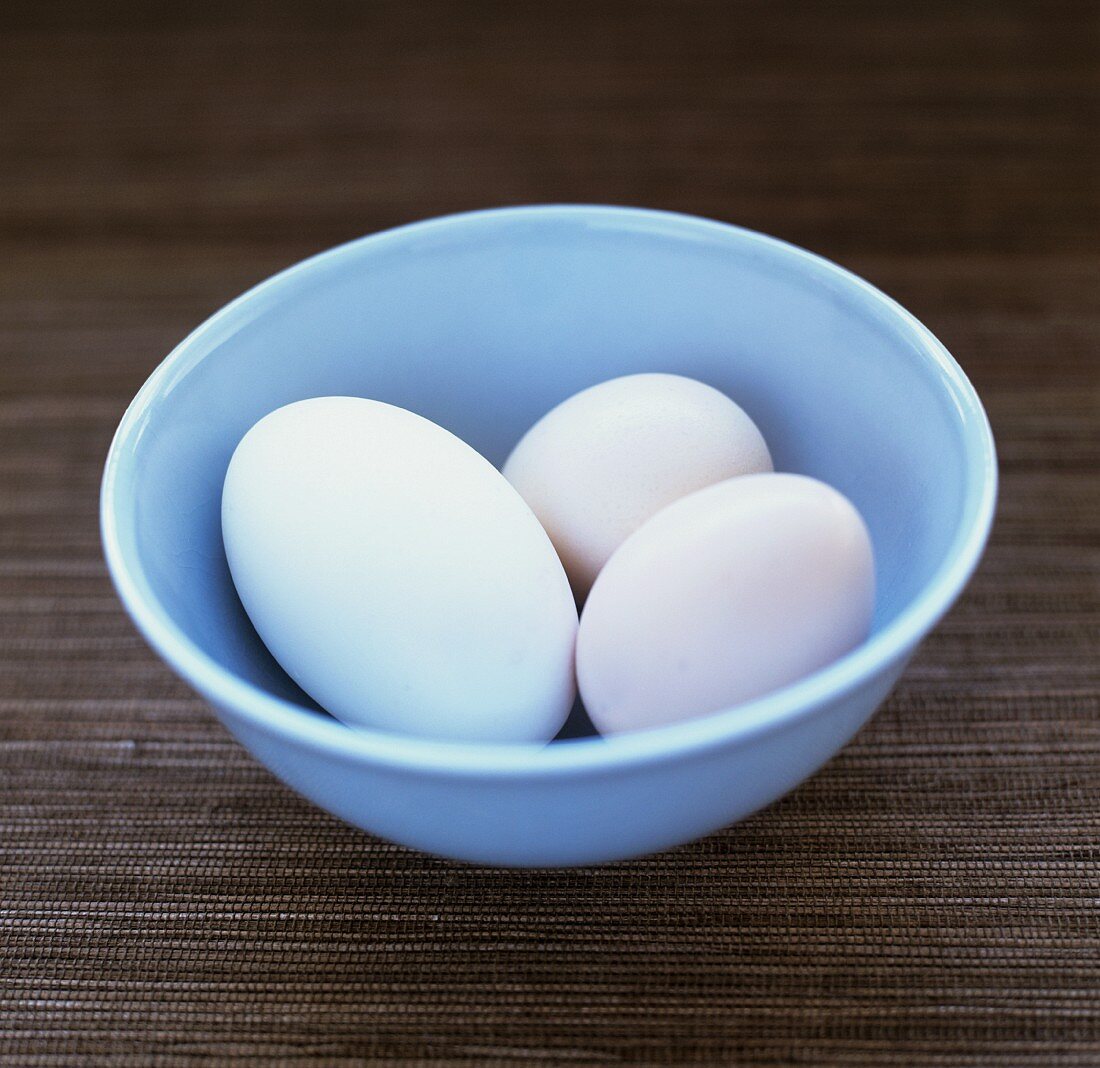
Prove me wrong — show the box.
[576,473,874,735]
[503,373,773,599]
[222,397,578,743]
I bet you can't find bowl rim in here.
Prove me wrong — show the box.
[100,204,998,779]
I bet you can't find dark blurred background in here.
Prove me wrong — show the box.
[1,2,1097,1063]
[2,1,1095,399]
[2,0,1093,254]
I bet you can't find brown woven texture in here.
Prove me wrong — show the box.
[2,1,1098,1063]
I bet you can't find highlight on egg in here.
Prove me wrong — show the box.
[221,397,579,744]
[576,473,875,736]
[503,373,773,600]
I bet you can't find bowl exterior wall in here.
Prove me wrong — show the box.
[216,653,910,867]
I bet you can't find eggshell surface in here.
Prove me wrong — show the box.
[503,373,773,599]
[222,397,578,743]
[576,473,875,735]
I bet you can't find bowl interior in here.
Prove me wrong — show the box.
[106,207,990,739]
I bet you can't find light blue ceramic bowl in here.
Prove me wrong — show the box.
[101,205,996,867]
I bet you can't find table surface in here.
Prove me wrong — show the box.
[2,1,1097,1063]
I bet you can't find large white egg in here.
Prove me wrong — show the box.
[503,373,772,599]
[222,397,578,743]
[576,473,874,735]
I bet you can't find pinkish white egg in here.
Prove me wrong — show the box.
[576,473,875,735]
[503,373,772,600]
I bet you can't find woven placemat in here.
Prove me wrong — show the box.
[2,2,1097,1063]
